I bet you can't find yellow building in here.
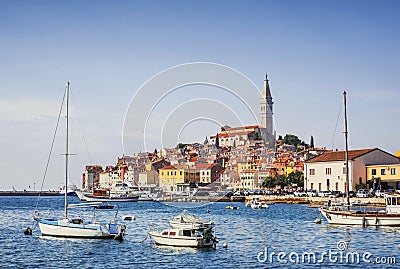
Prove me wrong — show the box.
[158,165,185,192]
[366,164,400,189]
[237,161,257,175]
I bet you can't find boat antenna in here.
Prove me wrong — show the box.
[344,91,350,209]
[64,81,70,219]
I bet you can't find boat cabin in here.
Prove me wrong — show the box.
[161,229,197,237]
[386,195,400,214]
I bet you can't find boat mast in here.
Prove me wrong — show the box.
[64,81,70,219]
[344,91,350,208]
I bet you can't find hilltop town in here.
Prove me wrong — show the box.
[81,75,400,196]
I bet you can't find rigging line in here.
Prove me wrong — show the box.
[34,89,66,213]
[70,89,93,164]
[331,101,343,150]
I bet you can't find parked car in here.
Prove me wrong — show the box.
[318,190,332,197]
[356,189,371,198]
[306,190,318,197]
[374,190,385,198]
[293,190,307,197]
[331,190,344,198]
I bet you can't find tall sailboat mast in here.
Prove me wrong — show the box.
[344,91,350,208]
[64,81,70,219]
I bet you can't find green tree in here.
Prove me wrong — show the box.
[287,171,304,186]
[204,136,208,145]
[215,133,219,147]
[310,136,314,148]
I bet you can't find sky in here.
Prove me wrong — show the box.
[0,0,399,190]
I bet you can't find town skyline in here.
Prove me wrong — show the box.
[1,1,399,189]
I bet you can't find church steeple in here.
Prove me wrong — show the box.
[262,73,272,98]
[260,73,273,137]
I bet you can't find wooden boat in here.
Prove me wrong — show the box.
[319,92,400,226]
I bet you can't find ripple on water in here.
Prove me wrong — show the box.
[0,197,399,268]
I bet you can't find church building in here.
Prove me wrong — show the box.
[209,74,275,149]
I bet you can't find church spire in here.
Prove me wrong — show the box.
[262,73,272,98]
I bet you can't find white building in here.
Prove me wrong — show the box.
[304,148,400,192]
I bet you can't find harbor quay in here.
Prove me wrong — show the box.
[156,193,385,207]
[243,195,385,207]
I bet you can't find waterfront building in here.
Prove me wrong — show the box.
[82,165,103,190]
[304,148,400,192]
[366,164,400,190]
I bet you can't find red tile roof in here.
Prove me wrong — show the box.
[306,148,377,163]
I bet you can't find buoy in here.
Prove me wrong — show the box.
[24,227,32,235]
[222,242,228,248]
[314,218,322,224]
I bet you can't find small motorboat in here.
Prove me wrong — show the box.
[226,205,239,210]
[250,198,269,209]
[149,227,217,248]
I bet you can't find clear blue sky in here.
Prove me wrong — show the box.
[1,0,399,189]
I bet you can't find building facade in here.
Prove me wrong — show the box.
[304,148,400,192]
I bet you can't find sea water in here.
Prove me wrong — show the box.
[1,196,399,268]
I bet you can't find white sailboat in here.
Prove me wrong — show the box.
[34,82,126,239]
[319,91,400,226]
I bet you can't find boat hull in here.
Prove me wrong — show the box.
[36,219,120,239]
[83,195,139,202]
[148,230,214,248]
[319,208,400,226]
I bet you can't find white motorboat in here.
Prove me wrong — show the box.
[149,227,216,248]
[34,82,126,240]
[250,198,269,209]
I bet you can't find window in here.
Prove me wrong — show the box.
[359,177,362,184]
[318,183,322,192]
[391,168,396,175]
[343,167,347,174]
[372,169,376,175]
[180,171,182,176]
[335,182,339,191]
[309,169,315,175]
[326,168,332,175]
[381,169,386,175]
[326,178,330,189]
[310,183,314,190]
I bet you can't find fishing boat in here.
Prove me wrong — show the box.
[34,82,126,239]
[82,189,139,202]
[149,210,217,248]
[148,227,217,248]
[319,91,400,227]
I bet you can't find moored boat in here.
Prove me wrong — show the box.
[250,198,269,209]
[34,82,126,240]
[148,227,216,248]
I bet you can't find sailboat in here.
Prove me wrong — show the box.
[319,92,400,226]
[34,82,126,239]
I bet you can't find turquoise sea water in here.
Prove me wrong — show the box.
[1,196,399,268]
